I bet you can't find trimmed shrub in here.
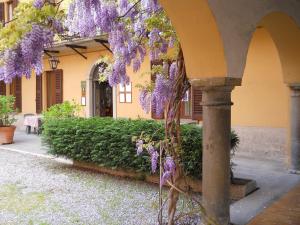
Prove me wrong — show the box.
[42,118,239,179]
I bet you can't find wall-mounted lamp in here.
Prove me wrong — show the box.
[48,56,60,70]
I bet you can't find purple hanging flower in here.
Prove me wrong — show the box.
[132,58,141,72]
[33,0,44,9]
[160,156,176,186]
[139,89,151,113]
[161,171,171,187]
[169,62,177,81]
[147,144,155,154]
[150,150,159,173]
[164,156,176,175]
[136,139,143,155]
[119,0,128,11]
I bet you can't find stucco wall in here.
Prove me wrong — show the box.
[232,28,289,128]
[21,74,36,114]
[116,56,152,119]
[18,49,151,119]
[19,50,108,117]
[43,50,107,117]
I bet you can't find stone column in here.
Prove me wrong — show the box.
[289,84,300,173]
[192,78,240,225]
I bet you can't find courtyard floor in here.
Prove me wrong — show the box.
[0,131,299,225]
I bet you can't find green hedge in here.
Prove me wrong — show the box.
[42,118,239,179]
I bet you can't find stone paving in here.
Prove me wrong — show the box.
[247,183,300,225]
[0,150,166,225]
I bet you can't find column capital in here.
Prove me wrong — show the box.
[191,77,241,107]
[190,77,242,90]
[288,84,300,90]
[288,84,300,97]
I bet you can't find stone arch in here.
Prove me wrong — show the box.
[159,0,227,79]
[256,12,300,84]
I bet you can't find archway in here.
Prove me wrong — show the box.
[232,27,289,161]
[159,0,227,79]
[238,12,300,172]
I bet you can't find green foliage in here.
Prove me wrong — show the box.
[42,100,81,123]
[0,95,17,127]
[43,118,239,179]
[0,1,65,55]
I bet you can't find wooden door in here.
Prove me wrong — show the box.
[0,81,6,95]
[10,77,22,112]
[36,75,43,113]
[46,70,63,108]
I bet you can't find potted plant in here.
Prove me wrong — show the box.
[0,95,17,144]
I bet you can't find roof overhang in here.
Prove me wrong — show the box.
[43,34,111,59]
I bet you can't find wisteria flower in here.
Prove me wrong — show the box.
[150,150,159,173]
[161,156,176,186]
[136,139,143,155]
[147,144,155,154]
[33,0,44,9]
[161,171,171,187]
[139,89,151,113]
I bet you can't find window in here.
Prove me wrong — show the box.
[119,83,132,103]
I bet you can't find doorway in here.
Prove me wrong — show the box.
[93,81,113,117]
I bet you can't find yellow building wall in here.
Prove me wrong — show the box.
[21,75,36,114]
[19,50,109,115]
[18,49,152,119]
[116,56,152,119]
[232,28,289,128]
[17,27,289,127]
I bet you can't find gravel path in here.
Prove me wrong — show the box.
[0,150,174,225]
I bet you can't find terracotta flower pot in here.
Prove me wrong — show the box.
[0,125,16,144]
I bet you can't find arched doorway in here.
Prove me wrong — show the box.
[91,63,113,117]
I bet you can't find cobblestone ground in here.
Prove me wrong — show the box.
[0,150,180,225]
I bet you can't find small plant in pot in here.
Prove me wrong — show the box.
[0,95,17,144]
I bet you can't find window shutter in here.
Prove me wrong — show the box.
[192,87,203,121]
[36,75,43,114]
[10,77,22,112]
[0,81,6,95]
[15,77,22,112]
[54,69,63,104]
[0,3,4,24]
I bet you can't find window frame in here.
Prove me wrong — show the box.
[119,83,132,103]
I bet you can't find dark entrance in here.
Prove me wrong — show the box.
[93,81,113,117]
